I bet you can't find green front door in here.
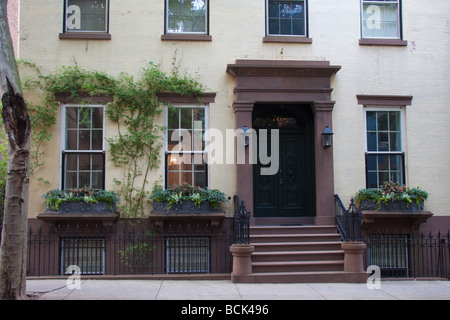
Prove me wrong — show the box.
[253,105,315,218]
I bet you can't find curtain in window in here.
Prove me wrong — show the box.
[362,1,399,39]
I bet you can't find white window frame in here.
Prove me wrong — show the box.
[266,0,308,37]
[165,0,209,35]
[364,106,407,188]
[164,104,209,188]
[361,0,401,40]
[64,0,109,33]
[60,104,106,190]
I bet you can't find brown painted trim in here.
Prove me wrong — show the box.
[161,34,212,41]
[356,94,413,106]
[311,101,335,113]
[157,92,216,104]
[263,36,312,44]
[359,38,407,46]
[54,92,113,104]
[59,33,111,40]
[227,60,341,78]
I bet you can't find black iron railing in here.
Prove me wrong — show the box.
[335,195,362,242]
[233,195,251,244]
[26,223,233,277]
[365,231,450,279]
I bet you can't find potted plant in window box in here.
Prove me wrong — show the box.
[38,187,120,226]
[355,181,428,212]
[149,183,227,213]
[42,187,119,213]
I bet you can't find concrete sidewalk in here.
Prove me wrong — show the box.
[26,279,450,300]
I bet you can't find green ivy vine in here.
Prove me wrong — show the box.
[20,60,205,217]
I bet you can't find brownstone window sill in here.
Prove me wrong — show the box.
[263,36,312,44]
[59,32,111,40]
[359,38,407,46]
[161,33,212,41]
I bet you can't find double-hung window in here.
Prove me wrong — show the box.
[64,0,109,33]
[267,0,307,37]
[361,0,401,39]
[165,106,208,188]
[166,0,208,34]
[62,105,106,190]
[365,108,405,188]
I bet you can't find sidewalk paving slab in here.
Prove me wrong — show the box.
[26,279,450,301]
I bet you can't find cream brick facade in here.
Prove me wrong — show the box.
[17,0,450,221]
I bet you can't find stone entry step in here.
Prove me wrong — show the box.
[247,225,354,283]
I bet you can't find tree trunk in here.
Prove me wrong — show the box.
[0,0,31,300]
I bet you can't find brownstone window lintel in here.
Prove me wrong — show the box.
[356,95,413,106]
[54,92,113,104]
[157,92,216,104]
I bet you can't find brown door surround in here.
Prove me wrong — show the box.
[227,60,341,226]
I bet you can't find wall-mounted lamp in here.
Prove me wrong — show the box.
[322,126,333,148]
[241,126,250,147]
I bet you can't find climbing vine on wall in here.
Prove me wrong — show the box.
[21,60,205,217]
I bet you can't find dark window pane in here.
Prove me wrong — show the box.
[291,3,304,18]
[377,112,388,131]
[366,154,377,171]
[92,108,103,129]
[269,18,280,34]
[65,153,78,171]
[378,132,389,151]
[66,107,78,129]
[390,154,402,171]
[65,172,78,189]
[378,154,388,170]
[389,111,400,131]
[292,18,305,35]
[280,19,292,35]
[367,172,378,189]
[78,130,91,150]
[367,132,377,151]
[279,3,292,18]
[180,108,192,129]
[390,171,402,184]
[92,154,104,171]
[168,108,179,130]
[78,109,91,129]
[268,2,279,17]
[366,111,377,131]
[66,130,78,150]
[79,153,91,170]
[91,129,103,150]
[194,171,206,188]
[91,172,103,189]
[390,132,401,151]
[79,172,90,188]
[379,171,389,185]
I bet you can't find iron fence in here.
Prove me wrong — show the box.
[26,223,233,277]
[233,195,251,244]
[335,195,362,242]
[364,231,450,279]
